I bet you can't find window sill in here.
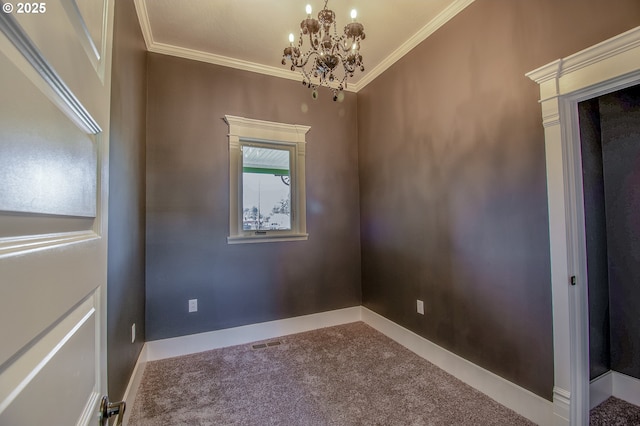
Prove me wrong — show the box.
[227,233,309,245]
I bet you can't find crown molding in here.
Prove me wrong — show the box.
[356,0,475,90]
[134,0,474,93]
[133,0,153,50]
[526,25,640,85]
[150,41,341,88]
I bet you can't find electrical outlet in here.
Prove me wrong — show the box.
[188,299,198,313]
[131,323,136,343]
[416,299,424,315]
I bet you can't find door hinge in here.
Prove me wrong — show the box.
[570,275,577,286]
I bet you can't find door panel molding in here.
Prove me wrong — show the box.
[0,230,98,259]
[0,213,94,240]
[0,294,99,424]
[0,9,101,134]
[0,13,102,219]
[0,236,103,366]
[60,0,110,80]
[0,44,99,217]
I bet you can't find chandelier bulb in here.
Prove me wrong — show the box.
[306,4,312,15]
[289,33,295,44]
[350,9,357,21]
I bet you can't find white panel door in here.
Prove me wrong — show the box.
[0,0,114,424]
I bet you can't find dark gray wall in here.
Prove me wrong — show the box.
[582,86,640,382]
[107,0,147,400]
[601,86,640,380]
[357,0,640,400]
[145,54,361,340]
[579,98,611,380]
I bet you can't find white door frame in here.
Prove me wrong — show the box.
[526,26,640,426]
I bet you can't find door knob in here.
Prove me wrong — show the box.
[99,395,125,426]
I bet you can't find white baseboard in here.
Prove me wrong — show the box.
[123,305,557,425]
[145,306,362,361]
[589,370,640,409]
[360,307,554,426]
[121,344,147,425]
[553,386,570,425]
[613,371,640,407]
[590,371,613,409]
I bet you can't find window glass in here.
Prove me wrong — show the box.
[242,145,291,231]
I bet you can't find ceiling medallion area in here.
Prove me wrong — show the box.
[282,1,366,101]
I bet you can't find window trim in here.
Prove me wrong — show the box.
[224,115,309,244]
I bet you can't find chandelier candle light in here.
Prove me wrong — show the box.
[282,1,366,101]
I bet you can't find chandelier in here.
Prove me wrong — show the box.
[282,1,366,101]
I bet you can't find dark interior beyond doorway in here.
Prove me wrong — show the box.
[579,84,640,382]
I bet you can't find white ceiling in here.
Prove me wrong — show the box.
[134,0,474,92]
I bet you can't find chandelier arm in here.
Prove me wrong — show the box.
[293,50,321,70]
[332,51,345,60]
[336,37,357,53]
[300,68,314,85]
[334,41,351,59]
[334,51,355,63]
[342,62,357,74]
[307,32,315,50]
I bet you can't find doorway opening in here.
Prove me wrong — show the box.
[527,26,640,426]
[578,85,640,415]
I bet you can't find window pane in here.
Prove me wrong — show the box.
[242,146,291,231]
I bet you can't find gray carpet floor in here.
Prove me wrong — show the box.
[590,397,640,425]
[129,322,534,425]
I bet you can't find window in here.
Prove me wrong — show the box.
[242,144,291,231]
[225,115,309,244]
